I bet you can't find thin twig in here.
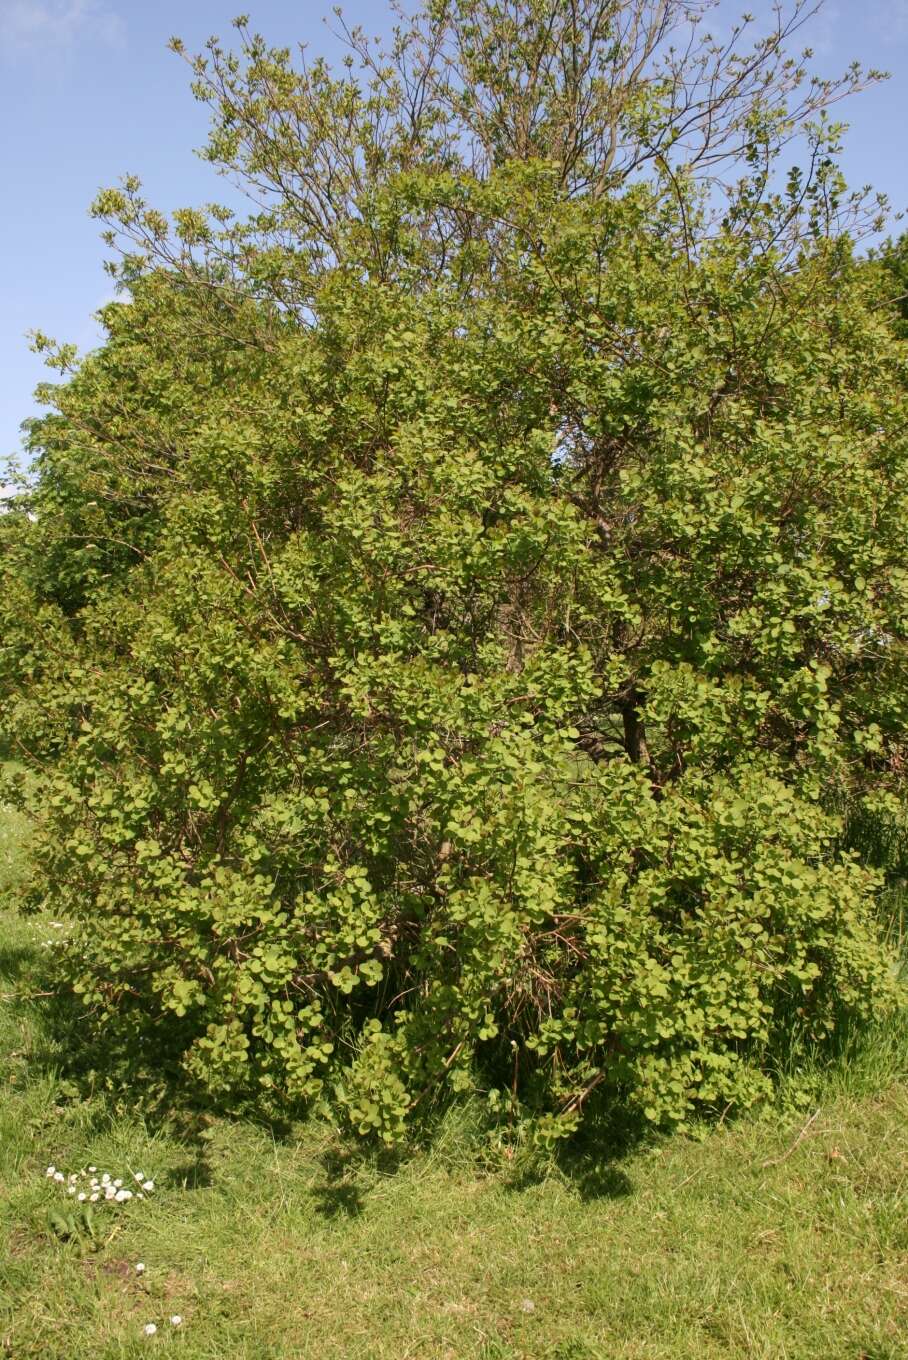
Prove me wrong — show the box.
[761,1107,821,1168]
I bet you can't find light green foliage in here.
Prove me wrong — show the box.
[1,1,905,1139]
[872,232,908,340]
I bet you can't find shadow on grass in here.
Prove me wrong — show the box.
[568,1160,634,1202]
[6,940,644,1209]
[483,1086,650,1203]
[6,894,904,1220]
[0,938,41,986]
[0,917,237,1168]
[307,1141,408,1220]
[559,1098,651,1202]
[310,1177,366,1219]
[168,1156,215,1191]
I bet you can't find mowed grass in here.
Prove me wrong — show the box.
[1,802,907,1360]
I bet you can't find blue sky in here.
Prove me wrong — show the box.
[2,0,907,466]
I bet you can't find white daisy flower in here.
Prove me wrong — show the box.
[169,1316,182,1327]
[141,1180,155,1192]
[135,1262,146,1274]
[143,1322,157,1336]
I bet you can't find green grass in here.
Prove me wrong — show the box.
[1,801,907,1359]
[0,798,28,898]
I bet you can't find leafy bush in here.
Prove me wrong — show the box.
[1,1,905,1139]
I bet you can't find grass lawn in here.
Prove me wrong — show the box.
[1,801,907,1360]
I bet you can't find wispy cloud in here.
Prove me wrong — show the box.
[0,0,124,53]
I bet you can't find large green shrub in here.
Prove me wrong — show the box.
[1,1,906,1139]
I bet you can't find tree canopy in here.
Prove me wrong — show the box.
[1,0,906,1141]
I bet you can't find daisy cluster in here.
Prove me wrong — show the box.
[45,1164,155,1203]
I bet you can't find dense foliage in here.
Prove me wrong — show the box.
[1,0,906,1140]
[874,234,908,341]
